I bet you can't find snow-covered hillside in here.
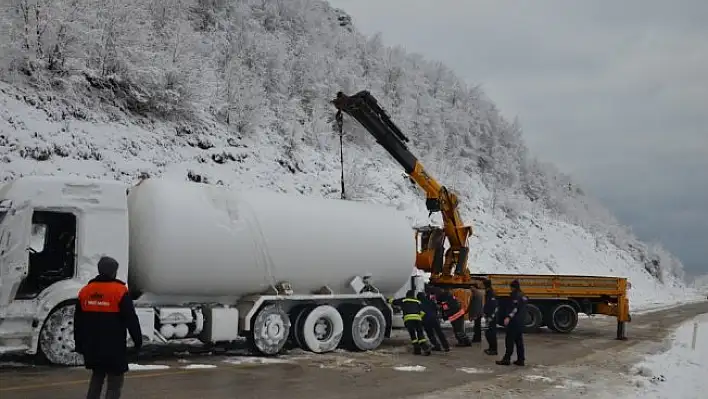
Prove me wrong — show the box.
[0,0,697,308]
[693,275,708,295]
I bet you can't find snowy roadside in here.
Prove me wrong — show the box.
[619,313,708,399]
[632,294,707,315]
[500,311,708,399]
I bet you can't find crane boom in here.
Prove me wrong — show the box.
[332,90,474,286]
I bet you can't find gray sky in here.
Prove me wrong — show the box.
[329,0,708,277]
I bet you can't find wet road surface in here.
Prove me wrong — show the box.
[1,301,706,399]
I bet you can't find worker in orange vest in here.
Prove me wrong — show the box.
[74,256,142,399]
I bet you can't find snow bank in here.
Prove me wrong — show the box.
[457,367,492,374]
[222,356,294,366]
[393,365,427,372]
[181,364,217,369]
[128,363,171,371]
[626,313,708,398]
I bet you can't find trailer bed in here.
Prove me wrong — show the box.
[450,273,631,339]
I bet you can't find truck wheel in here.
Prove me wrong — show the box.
[339,305,386,351]
[523,304,543,333]
[299,305,343,353]
[291,305,316,350]
[38,301,84,366]
[546,303,578,333]
[251,304,291,356]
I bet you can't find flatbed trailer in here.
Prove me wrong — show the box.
[454,274,631,339]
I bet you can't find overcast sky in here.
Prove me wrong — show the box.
[329,0,708,277]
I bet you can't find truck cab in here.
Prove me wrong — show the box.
[0,176,129,364]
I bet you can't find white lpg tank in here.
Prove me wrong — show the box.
[127,179,415,298]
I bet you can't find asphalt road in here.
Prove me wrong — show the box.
[1,301,706,399]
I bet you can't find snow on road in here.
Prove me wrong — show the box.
[393,365,427,372]
[622,313,708,399]
[128,363,170,371]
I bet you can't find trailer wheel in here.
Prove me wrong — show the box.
[291,305,316,350]
[523,304,543,333]
[299,305,343,353]
[251,304,291,355]
[38,301,84,366]
[546,303,578,333]
[339,305,386,351]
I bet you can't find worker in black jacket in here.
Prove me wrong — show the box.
[496,279,527,366]
[436,288,471,347]
[74,256,143,399]
[389,290,432,356]
[417,292,450,352]
[482,279,498,355]
[468,288,484,343]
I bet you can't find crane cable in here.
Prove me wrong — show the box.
[335,110,346,200]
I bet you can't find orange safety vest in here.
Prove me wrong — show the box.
[78,281,128,313]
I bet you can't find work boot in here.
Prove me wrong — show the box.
[443,346,450,352]
[413,343,421,355]
[432,345,442,352]
[496,359,511,366]
[484,349,498,356]
[513,360,525,366]
[420,341,432,356]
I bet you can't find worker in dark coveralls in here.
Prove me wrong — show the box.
[389,290,432,355]
[496,279,527,366]
[482,279,498,355]
[416,292,450,352]
[436,288,472,347]
[74,256,143,399]
[468,288,484,343]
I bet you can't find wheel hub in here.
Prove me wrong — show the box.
[264,314,285,339]
[358,316,379,343]
[314,317,333,340]
[557,312,570,327]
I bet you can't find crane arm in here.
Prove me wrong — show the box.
[332,90,473,283]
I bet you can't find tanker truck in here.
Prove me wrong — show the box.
[0,176,415,366]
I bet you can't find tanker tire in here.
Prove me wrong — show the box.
[337,304,358,350]
[523,303,543,333]
[300,305,344,353]
[38,301,84,366]
[251,304,291,356]
[291,305,315,350]
[344,305,386,351]
[546,303,579,334]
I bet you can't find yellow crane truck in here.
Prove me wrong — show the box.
[332,90,631,340]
